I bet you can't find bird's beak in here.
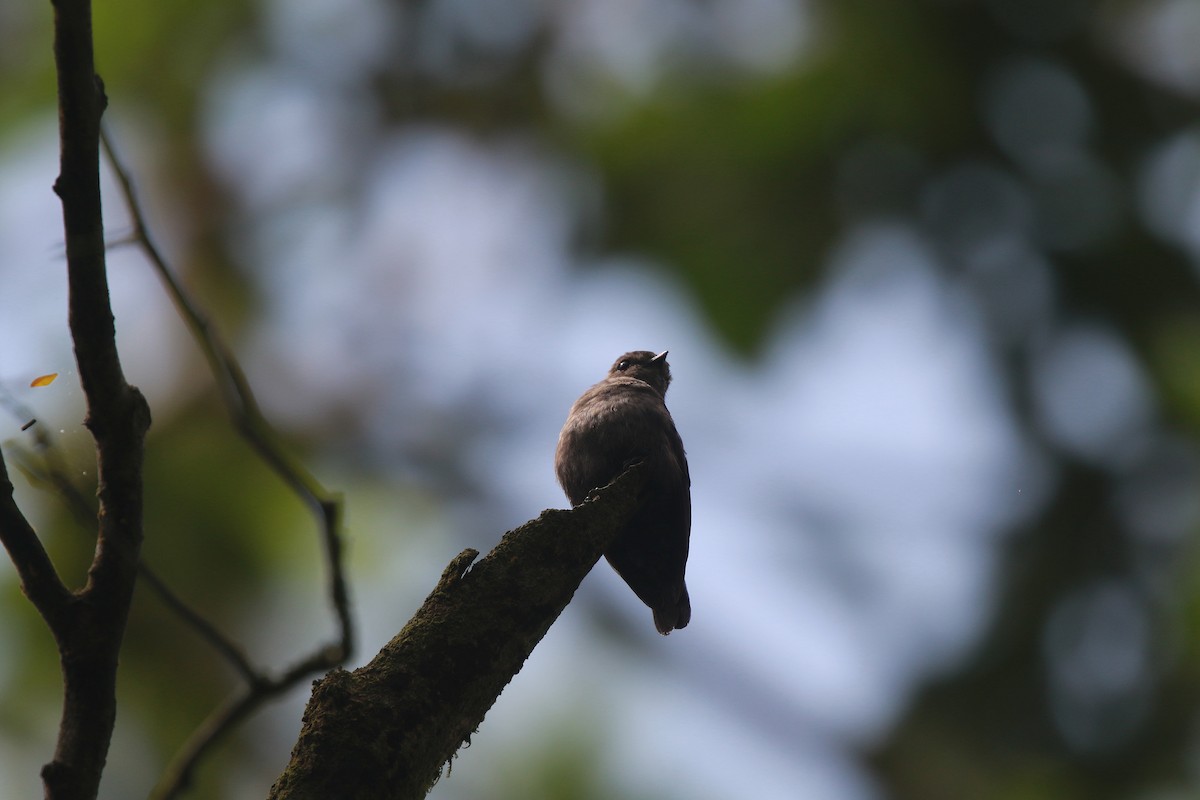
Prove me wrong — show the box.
[651,350,668,362]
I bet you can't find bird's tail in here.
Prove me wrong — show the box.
[652,584,691,635]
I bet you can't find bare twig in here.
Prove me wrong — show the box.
[137,568,261,682]
[99,128,354,799]
[152,642,347,799]
[0,447,73,630]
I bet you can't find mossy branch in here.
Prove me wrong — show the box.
[269,464,647,800]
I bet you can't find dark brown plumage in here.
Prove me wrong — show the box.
[555,350,691,634]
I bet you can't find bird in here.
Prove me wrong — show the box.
[555,350,691,634]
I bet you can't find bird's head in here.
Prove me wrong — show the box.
[608,350,672,396]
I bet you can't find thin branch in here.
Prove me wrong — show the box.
[136,565,262,681]
[0,446,73,630]
[99,128,354,798]
[101,127,351,656]
[151,636,349,800]
[152,684,272,799]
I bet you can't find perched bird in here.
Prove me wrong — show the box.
[555,350,691,634]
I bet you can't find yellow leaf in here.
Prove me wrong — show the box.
[30,373,58,387]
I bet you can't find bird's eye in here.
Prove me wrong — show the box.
[616,360,629,371]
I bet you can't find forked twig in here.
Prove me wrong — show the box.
[99,127,354,799]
